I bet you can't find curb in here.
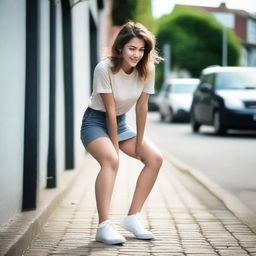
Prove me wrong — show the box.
[0,154,89,256]
[164,152,256,233]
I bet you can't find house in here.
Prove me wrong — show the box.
[179,2,256,66]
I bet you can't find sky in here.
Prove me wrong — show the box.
[152,0,256,18]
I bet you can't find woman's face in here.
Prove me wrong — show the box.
[121,37,145,72]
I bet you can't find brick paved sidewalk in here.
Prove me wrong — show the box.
[23,153,256,256]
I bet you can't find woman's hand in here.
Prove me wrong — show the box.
[100,93,119,154]
[114,142,119,155]
[135,92,149,161]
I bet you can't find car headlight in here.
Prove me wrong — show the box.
[224,97,244,110]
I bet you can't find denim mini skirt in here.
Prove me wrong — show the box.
[80,107,136,148]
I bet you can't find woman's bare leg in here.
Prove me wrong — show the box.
[119,137,163,215]
[86,137,119,223]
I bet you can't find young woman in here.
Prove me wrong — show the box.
[80,21,163,245]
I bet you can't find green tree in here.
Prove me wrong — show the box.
[112,0,154,32]
[111,0,137,26]
[155,5,241,90]
[134,0,155,32]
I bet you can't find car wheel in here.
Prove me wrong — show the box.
[191,111,201,132]
[213,111,226,135]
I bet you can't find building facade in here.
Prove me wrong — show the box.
[0,0,104,227]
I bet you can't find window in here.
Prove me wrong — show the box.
[201,74,215,89]
[216,71,256,90]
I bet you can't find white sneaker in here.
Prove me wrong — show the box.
[122,213,154,240]
[96,220,126,245]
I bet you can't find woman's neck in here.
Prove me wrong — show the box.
[121,62,134,74]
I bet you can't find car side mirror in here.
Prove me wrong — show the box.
[200,83,212,93]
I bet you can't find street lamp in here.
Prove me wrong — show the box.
[222,25,228,66]
[163,44,171,81]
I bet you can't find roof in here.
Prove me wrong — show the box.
[166,78,200,84]
[201,66,256,75]
[175,3,256,19]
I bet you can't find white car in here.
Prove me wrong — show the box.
[157,78,199,122]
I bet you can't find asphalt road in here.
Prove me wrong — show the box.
[145,112,256,213]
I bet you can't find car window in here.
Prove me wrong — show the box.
[200,74,215,89]
[216,71,256,90]
[201,75,208,84]
[207,74,215,87]
[202,74,214,86]
[172,83,198,93]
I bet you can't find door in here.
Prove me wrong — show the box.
[194,74,215,124]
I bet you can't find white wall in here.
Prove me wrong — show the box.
[98,0,108,59]
[247,18,256,45]
[38,0,50,189]
[246,18,256,66]
[72,1,91,167]
[241,46,248,66]
[0,0,102,227]
[56,2,65,182]
[0,0,26,225]
[38,1,66,189]
[213,12,234,28]
[248,48,256,66]
[89,0,98,23]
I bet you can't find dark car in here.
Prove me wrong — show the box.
[190,66,256,134]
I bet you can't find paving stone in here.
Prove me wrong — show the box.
[151,254,185,256]
[25,251,49,256]
[217,248,249,256]
[185,254,218,256]
[19,154,256,256]
[184,248,216,253]
[247,248,256,253]
[233,234,256,242]
[240,242,256,247]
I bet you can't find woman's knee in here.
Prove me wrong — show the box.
[154,152,163,169]
[100,153,119,171]
[144,151,163,170]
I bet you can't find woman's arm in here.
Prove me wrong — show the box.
[100,93,119,153]
[135,92,149,158]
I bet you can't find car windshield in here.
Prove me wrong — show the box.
[216,71,256,90]
[171,83,198,93]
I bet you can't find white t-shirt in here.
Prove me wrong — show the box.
[88,58,155,116]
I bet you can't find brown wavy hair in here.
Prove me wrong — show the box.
[110,21,162,81]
